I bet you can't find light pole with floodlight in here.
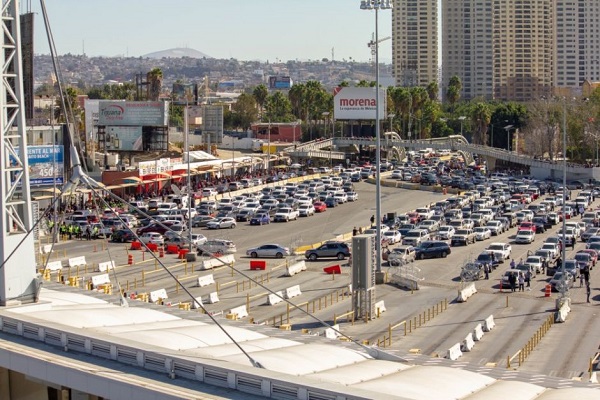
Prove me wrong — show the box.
[458,116,466,136]
[504,124,513,151]
[360,0,392,274]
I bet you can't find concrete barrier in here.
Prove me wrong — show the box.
[98,260,115,272]
[457,282,477,302]
[192,297,203,309]
[375,300,386,315]
[207,292,220,304]
[483,315,495,332]
[230,305,249,319]
[149,288,168,303]
[461,333,475,352]
[445,343,463,360]
[197,274,215,287]
[45,260,63,271]
[199,254,235,270]
[473,323,484,341]
[250,260,266,270]
[285,260,307,277]
[91,274,110,287]
[555,300,571,323]
[268,291,284,305]
[285,285,302,299]
[325,324,341,339]
[68,256,86,268]
[40,244,53,254]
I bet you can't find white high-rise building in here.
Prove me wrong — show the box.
[392,0,439,87]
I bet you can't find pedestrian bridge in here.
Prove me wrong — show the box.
[286,135,599,181]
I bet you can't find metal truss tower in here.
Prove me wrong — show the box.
[0,0,37,306]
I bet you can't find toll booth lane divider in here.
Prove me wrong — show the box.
[457,282,477,302]
[445,343,463,360]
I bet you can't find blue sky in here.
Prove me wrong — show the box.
[27,0,392,62]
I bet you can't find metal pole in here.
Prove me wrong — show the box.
[184,106,192,245]
[374,6,382,273]
[560,98,568,298]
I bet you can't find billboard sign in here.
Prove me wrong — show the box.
[98,101,168,126]
[13,145,64,186]
[268,76,292,89]
[172,83,198,105]
[333,87,386,120]
[105,126,143,151]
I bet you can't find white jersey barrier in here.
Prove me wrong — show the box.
[68,256,87,268]
[91,274,110,287]
[197,274,215,288]
[207,292,220,304]
[45,260,63,272]
[268,291,284,305]
[230,305,249,319]
[445,343,463,360]
[98,260,115,272]
[375,300,386,315]
[555,301,571,323]
[457,282,477,302]
[285,285,302,299]
[473,323,485,341]
[40,244,53,254]
[199,254,235,270]
[192,297,203,309]
[324,324,341,340]
[483,315,495,332]
[149,289,168,303]
[461,333,475,352]
[285,260,307,277]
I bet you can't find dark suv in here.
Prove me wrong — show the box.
[110,229,135,243]
[305,242,350,261]
[414,241,451,260]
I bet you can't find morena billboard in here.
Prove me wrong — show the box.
[333,87,386,120]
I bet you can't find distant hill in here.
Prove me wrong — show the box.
[142,47,211,59]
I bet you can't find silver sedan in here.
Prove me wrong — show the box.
[246,244,290,258]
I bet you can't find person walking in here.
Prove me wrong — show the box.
[484,264,489,280]
[370,215,375,226]
[352,227,358,237]
[509,272,517,292]
[586,282,591,303]
[510,259,516,269]
[525,270,531,290]
[518,272,525,292]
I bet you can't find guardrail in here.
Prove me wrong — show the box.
[374,298,448,348]
[507,313,554,368]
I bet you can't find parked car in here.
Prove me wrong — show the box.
[249,213,271,225]
[305,241,351,260]
[473,227,492,241]
[192,215,215,228]
[415,241,451,260]
[549,271,574,292]
[402,229,430,247]
[382,230,402,245]
[437,225,456,240]
[206,217,237,229]
[197,239,237,255]
[451,229,476,246]
[486,242,512,259]
[384,245,416,266]
[139,232,164,246]
[313,201,327,213]
[110,229,135,243]
[246,244,290,258]
[274,208,300,222]
[515,230,536,244]
[474,251,502,270]
[298,204,315,217]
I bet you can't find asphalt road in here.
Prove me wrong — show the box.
[42,182,600,382]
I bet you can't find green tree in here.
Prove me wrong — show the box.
[426,81,439,101]
[264,91,294,122]
[470,102,492,145]
[252,84,268,120]
[147,68,163,101]
[446,76,462,111]
[230,93,258,130]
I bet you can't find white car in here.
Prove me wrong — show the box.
[298,204,315,217]
[191,233,207,247]
[486,242,512,259]
[139,232,164,246]
[383,230,402,244]
[474,227,492,241]
[206,217,237,229]
[333,192,348,204]
[437,225,455,240]
[515,230,536,244]
[346,191,359,201]
[391,170,403,179]
[485,220,504,235]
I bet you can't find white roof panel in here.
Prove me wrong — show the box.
[185,337,302,358]
[353,366,495,400]
[308,359,412,385]
[465,380,545,399]
[536,387,600,400]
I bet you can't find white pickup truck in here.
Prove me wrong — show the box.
[274,208,299,222]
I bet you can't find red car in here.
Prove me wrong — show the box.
[406,212,421,224]
[578,249,597,267]
[313,201,327,213]
[518,221,536,233]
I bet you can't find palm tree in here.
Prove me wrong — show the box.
[252,84,268,120]
[446,75,462,111]
[147,68,163,101]
[471,102,492,145]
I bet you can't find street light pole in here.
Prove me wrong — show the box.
[504,124,513,151]
[459,116,466,137]
[361,0,392,274]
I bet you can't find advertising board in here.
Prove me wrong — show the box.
[13,145,64,186]
[105,126,143,151]
[172,83,198,105]
[98,101,168,126]
[268,76,292,89]
[333,87,386,120]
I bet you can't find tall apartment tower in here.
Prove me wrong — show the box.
[493,0,553,101]
[554,0,600,94]
[442,0,494,100]
[392,0,439,87]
